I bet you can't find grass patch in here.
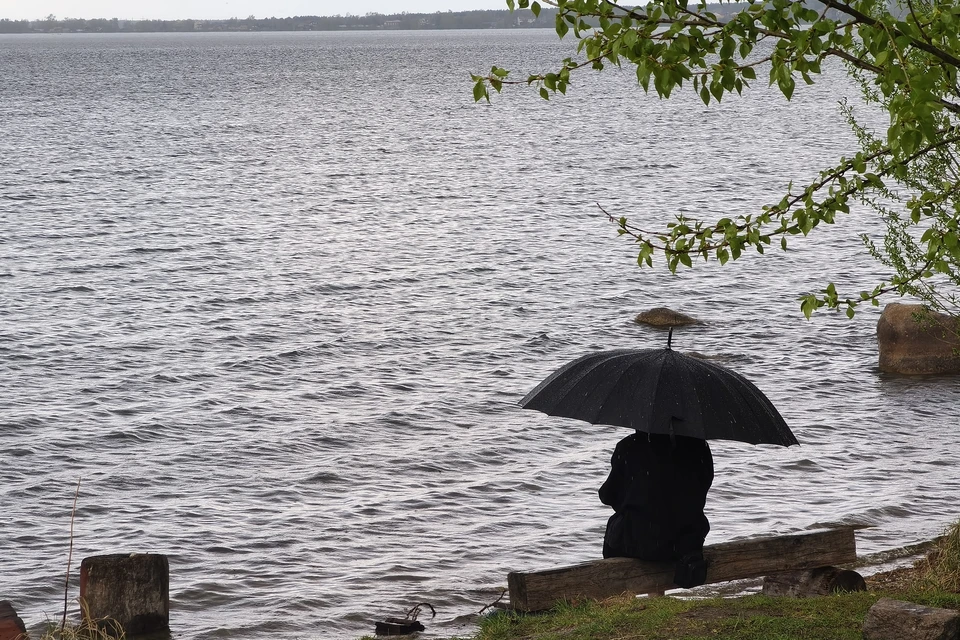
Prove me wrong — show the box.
[467,590,960,640]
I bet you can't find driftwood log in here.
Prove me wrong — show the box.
[508,527,857,612]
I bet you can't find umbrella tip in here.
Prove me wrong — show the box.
[667,327,673,349]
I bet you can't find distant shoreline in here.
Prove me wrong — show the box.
[0,4,746,34]
[2,9,554,34]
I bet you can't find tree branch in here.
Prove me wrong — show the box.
[821,0,960,68]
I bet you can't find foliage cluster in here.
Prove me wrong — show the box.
[474,0,960,318]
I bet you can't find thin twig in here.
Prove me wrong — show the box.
[478,589,509,615]
[405,602,436,621]
[61,478,82,635]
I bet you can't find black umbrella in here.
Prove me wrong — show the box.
[520,339,798,446]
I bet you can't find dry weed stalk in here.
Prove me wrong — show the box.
[914,521,960,593]
[41,599,125,640]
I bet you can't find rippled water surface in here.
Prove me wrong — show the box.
[2,29,959,640]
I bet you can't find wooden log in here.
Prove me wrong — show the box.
[0,601,27,640]
[508,527,857,612]
[761,566,866,597]
[80,553,169,636]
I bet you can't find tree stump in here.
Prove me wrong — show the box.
[761,566,866,597]
[863,598,960,640]
[80,554,169,636]
[0,601,27,640]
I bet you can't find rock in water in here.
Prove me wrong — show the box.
[877,303,960,374]
[634,307,700,327]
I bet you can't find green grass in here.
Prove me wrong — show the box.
[356,589,960,640]
[463,590,960,640]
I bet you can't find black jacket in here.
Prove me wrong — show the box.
[600,432,713,562]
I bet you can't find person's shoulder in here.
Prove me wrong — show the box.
[618,432,642,445]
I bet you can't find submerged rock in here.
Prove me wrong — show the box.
[634,307,701,327]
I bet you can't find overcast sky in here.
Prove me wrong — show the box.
[0,0,510,20]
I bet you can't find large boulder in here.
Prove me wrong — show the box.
[634,307,700,327]
[877,303,960,374]
[862,598,960,640]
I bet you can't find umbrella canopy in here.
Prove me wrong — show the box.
[520,347,798,446]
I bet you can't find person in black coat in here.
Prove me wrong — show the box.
[599,431,713,588]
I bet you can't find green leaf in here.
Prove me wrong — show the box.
[778,74,795,100]
[539,86,550,100]
[710,81,723,102]
[473,81,487,102]
[531,1,541,17]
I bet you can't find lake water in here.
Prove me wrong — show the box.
[1,29,959,640]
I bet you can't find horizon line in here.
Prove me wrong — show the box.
[3,8,545,22]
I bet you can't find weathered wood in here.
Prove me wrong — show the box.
[80,553,169,636]
[761,566,866,597]
[508,527,857,612]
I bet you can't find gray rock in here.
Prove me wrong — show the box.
[877,303,960,374]
[634,307,700,327]
[862,598,960,640]
[761,566,866,597]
